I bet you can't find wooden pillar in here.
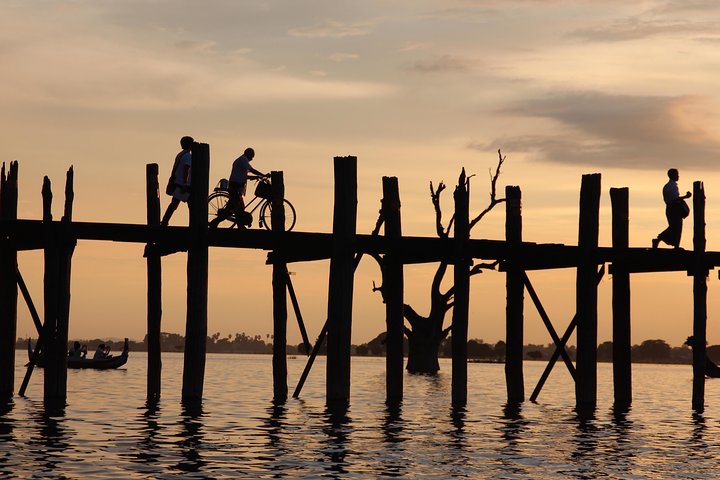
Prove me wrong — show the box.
[0,162,18,400]
[452,169,470,407]
[504,185,524,403]
[692,181,707,411]
[182,142,210,402]
[382,176,404,403]
[326,156,357,406]
[146,163,162,402]
[43,168,75,402]
[271,171,288,401]
[575,173,601,408]
[611,187,631,407]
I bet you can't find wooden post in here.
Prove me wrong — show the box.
[55,167,75,398]
[326,156,357,406]
[610,187,631,407]
[146,163,162,403]
[452,169,470,407]
[382,176,404,403]
[182,142,210,402]
[575,173,601,408]
[0,162,18,400]
[692,181,707,411]
[271,170,288,401]
[505,185,524,403]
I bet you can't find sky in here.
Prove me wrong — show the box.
[4,0,720,348]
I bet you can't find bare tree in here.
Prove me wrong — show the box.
[375,150,507,374]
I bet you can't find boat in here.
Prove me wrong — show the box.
[685,336,720,378]
[27,338,129,370]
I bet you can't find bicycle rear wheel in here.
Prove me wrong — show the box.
[207,191,237,228]
[259,199,297,231]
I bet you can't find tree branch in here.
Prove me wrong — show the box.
[430,181,452,238]
[469,149,507,231]
[469,260,499,276]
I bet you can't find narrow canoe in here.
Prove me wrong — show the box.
[27,338,129,370]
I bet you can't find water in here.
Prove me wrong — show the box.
[2,352,719,479]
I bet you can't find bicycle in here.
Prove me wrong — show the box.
[207,176,297,231]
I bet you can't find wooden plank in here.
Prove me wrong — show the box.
[181,142,210,402]
[575,173,601,408]
[146,163,162,403]
[326,156,357,406]
[611,187,631,407]
[271,171,288,401]
[382,176,404,403]
[452,169,470,407]
[692,181,707,411]
[504,185,524,403]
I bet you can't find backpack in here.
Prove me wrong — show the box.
[165,152,183,195]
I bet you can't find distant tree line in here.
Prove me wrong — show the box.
[15,334,712,365]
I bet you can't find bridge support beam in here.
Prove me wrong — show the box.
[611,187,631,407]
[692,181,707,411]
[505,185,524,403]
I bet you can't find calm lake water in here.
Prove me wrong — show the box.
[2,351,720,479]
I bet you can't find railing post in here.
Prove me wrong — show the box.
[610,187,631,407]
[692,181,707,411]
[326,156,357,406]
[182,142,210,402]
[146,163,162,403]
[575,173,601,409]
[271,171,288,401]
[505,185,524,403]
[382,176,404,403]
[452,169,470,407]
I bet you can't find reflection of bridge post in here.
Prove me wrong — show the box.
[692,181,707,411]
[181,142,210,402]
[611,187,631,407]
[326,156,357,405]
[0,161,18,400]
[576,173,601,408]
[505,185,524,403]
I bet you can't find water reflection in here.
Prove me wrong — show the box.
[568,406,600,478]
[608,403,636,477]
[690,410,708,451]
[0,400,15,476]
[133,401,163,467]
[30,400,70,476]
[259,400,289,478]
[320,402,353,477]
[380,401,407,478]
[496,402,529,477]
[175,400,207,474]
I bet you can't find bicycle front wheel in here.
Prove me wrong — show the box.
[259,199,297,231]
[207,191,237,228]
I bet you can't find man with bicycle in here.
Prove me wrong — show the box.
[210,147,267,228]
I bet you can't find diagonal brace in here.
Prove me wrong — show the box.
[529,264,605,402]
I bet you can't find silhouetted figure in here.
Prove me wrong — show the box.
[161,136,194,226]
[653,168,691,249]
[209,147,267,228]
[93,343,109,360]
[68,341,82,358]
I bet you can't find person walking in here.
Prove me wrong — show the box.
[161,136,194,226]
[210,147,267,228]
[653,168,691,249]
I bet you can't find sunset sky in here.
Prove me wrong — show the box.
[4,0,720,349]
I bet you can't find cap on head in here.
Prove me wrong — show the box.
[180,136,194,149]
[244,147,255,159]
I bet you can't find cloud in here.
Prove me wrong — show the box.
[406,54,474,73]
[568,18,719,42]
[288,19,372,38]
[478,92,720,169]
[173,40,217,53]
[329,53,359,62]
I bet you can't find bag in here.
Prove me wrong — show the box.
[165,176,175,196]
[678,199,690,219]
[254,180,273,199]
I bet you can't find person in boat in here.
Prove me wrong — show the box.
[80,344,88,358]
[69,341,82,358]
[94,343,108,360]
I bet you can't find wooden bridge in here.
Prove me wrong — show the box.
[0,142,717,412]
